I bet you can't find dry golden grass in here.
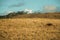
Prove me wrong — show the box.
[0,18,60,40]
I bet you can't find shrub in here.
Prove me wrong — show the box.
[46,23,53,26]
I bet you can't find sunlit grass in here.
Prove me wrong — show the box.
[0,18,60,40]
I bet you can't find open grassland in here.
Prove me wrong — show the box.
[0,18,60,40]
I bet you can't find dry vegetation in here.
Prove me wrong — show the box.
[0,18,60,40]
[0,12,60,19]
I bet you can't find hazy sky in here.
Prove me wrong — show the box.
[0,0,60,15]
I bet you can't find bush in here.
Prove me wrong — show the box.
[46,23,53,26]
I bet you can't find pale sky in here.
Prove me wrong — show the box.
[0,0,60,15]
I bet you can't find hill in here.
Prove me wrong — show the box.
[0,12,60,40]
[0,12,60,19]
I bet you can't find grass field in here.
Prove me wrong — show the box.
[0,18,60,40]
